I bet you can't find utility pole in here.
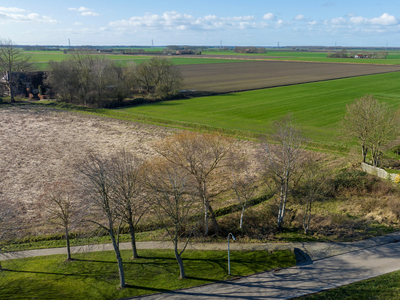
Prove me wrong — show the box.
[220,40,222,49]
[278,42,279,49]
[152,39,154,48]
[335,42,336,50]
[68,39,71,47]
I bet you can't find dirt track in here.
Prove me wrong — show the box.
[178,60,400,93]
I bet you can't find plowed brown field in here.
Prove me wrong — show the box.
[178,61,400,93]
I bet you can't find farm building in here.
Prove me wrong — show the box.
[0,71,47,98]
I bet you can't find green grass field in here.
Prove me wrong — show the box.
[0,249,295,299]
[27,51,248,70]
[301,269,400,299]
[202,50,400,65]
[111,71,400,145]
[32,55,247,71]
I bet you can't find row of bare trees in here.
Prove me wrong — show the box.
[46,55,182,107]
[0,39,182,106]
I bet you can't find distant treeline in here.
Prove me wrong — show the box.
[233,47,267,54]
[327,49,389,59]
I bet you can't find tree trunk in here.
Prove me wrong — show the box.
[65,227,71,260]
[362,145,367,163]
[128,222,138,259]
[109,226,125,288]
[8,84,14,103]
[207,202,220,233]
[204,199,209,236]
[277,179,288,231]
[240,205,245,230]
[174,233,185,279]
[277,183,285,230]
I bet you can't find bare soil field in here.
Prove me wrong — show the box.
[177,61,400,93]
[0,107,175,213]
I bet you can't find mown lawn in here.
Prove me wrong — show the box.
[114,71,400,144]
[300,270,400,299]
[0,249,295,299]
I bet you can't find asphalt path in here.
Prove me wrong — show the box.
[132,241,400,300]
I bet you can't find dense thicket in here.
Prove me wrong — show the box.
[46,56,182,108]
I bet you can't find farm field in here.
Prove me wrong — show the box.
[25,51,248,70]
[177,60,400,93]
[202,50,400,65]
[115,71,400,144]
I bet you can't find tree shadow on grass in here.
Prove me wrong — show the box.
[185,276,220,283]
[124,284,171,293]
[73,258,122,264]
[1,268,92,277]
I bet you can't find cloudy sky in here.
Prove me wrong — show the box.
[1,0,399,47]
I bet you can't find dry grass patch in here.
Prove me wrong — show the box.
[0,107,173,220]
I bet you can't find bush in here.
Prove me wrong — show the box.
[332,169,373,193]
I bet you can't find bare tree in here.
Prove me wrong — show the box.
[340,95,379,163]
[78,153,126,288]
[0,188,25,269]
[38,182,86,261]
[110,150,147,259]
[126,57,182,97]
[47,54,125,107]
[146,159,198,279]
[368,102,399,167]
[155,131,235,236]
[46,60,78,102]
[341,95,399,166]
[0,39,32,102]
[263,114,305,230]
[229,157,257,234]
[296,155,327,234]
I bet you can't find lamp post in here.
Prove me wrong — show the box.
[228,233,236,275]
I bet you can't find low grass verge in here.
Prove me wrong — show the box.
[299,269,400,299]
[0,249,295,299]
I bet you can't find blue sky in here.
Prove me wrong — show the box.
[1,0,399,47]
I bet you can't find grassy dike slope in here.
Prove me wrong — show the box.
[116,72,400,144]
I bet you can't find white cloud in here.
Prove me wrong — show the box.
[69,7,99,16]
[68,7,90,12]
[0,8,58,23]
[294,14,305,21]
[263,13,275,20]
[221,15,255,21]
[330,17,346,25]
[110,11,263,31]
[74,22,83,26]
[0,7,26,13]
[81,11,99,16]
[350,13,397,26]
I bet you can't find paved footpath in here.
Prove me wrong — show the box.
[2,231,400,262]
